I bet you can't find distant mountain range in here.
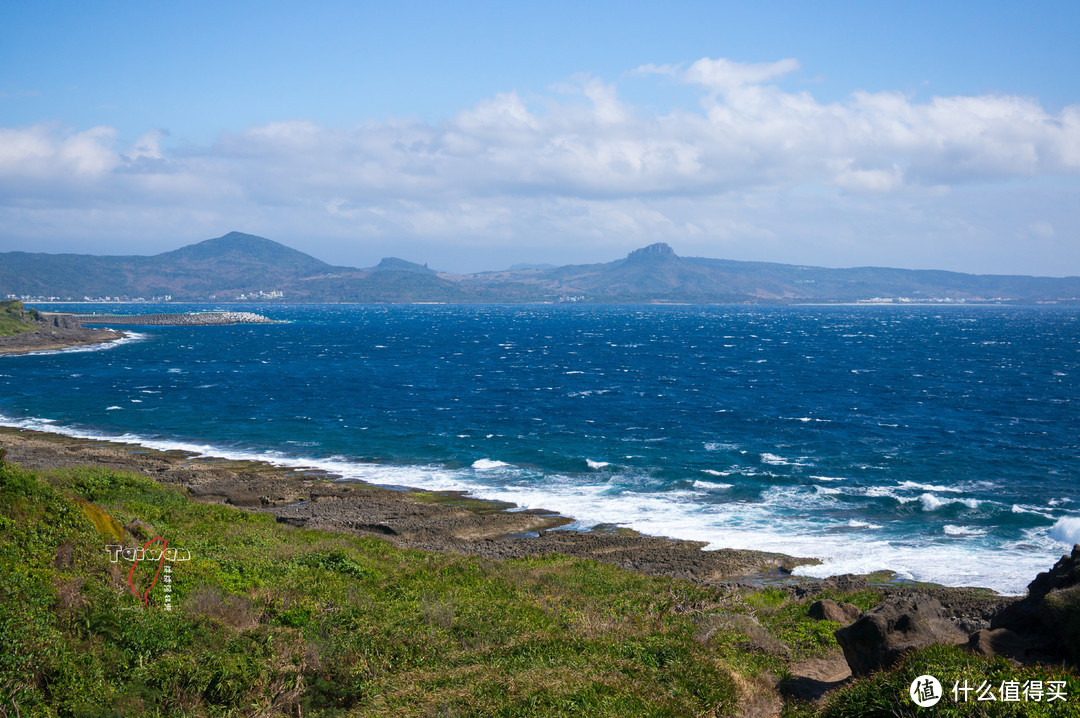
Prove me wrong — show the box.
[4,231,1080,304]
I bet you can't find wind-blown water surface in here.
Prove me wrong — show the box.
[4,303,1079,594]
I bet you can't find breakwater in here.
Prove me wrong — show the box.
[73,311,280,326]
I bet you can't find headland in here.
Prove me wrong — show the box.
[0,304,280,355]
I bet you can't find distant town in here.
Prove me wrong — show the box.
[6,291,1051,306]
[5,290,284,303]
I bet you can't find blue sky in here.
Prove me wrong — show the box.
[2,1,1079,274]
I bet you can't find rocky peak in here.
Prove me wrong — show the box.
[625,243,678,263]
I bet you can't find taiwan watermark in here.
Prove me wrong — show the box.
[105,539,190,609]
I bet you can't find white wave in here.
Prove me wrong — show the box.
[586,459,610,470]
[1011,504,1055,518]
[897,481,963,493]
[814,485,843,495]
[479,474,1048,595]
[810,475,846,481]
[863,487,918,503]
[944,525,987,537]
[0,411,477,493]
[919,493,982,511]
[692,480,733,491]
[0,412,1062,596]
[761,452,808,466]
[1050,517,1080,546]
[846,519,883,529]
[472,459,510,471]
[105,406,123,411]
[701,469,734,477]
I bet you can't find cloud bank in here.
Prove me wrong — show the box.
[1,58,1078,272]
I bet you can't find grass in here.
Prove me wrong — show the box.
[2,457,1077,717]
[0,299,40,336]
[818,644,1080,717]
[1,461,747,716]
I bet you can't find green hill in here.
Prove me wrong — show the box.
[0,300,40,335]
[4,233,1080,303]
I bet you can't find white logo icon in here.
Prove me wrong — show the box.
[910,675,942,707]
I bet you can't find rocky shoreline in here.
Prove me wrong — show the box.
[0,426,1028,606]
[0,320,125,355]
[3,424,1078,698]
[0,309,281,355]
[0,426,817,583]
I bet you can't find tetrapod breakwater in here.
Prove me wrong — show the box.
[73,311,281,326]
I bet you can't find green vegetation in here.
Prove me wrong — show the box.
[818,645,1080,717]
[0,299,41,336]
[2,461,745,716]
[1,458,1077,717]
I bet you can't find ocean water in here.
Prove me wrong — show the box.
[4,303,1080,594]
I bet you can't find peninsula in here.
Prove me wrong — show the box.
[0,300,280,354]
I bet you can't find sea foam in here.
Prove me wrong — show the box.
[1050,517,1080,546]
[472,459,510,471]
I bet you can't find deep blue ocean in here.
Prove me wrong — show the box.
[4,303,1080,594]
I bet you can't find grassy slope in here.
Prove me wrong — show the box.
[0,300,40,336]
[1,459,1077,717]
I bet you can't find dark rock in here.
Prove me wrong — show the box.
[789,573,870,599]
[835,595,968,675]
[808,599,862,623]
[124,519,156,542]
[967,628,1034,663]
[225,492,264,507]
[992,544,1080,636]
[1028,545,1080,601]
[625,243,677,263]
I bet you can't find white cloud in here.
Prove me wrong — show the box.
[0,124,119,181]
[683,57,801,93]
[126,130,165,161]
[0,57,1078,272]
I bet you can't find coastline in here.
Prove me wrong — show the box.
[0,309,280,356]
[0,422,1033,606]
[0,325,127,355]
[0,425,821,584]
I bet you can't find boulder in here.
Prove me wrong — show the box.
[1028,544,1080,600]
[123,518,156,542]
[808,599,862,623]
[967,628,1033,662]
[992,544,1080,635]
[835,595,968,675]
[790,573,870,599]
